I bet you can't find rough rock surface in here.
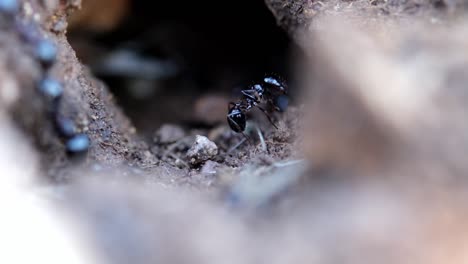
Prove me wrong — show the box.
[187,135,218,165]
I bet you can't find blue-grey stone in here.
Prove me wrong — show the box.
[0,0,19,14]
[66,134,90,153]
[38,78,63,99]
[36,39,57,66]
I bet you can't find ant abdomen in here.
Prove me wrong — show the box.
[227,103,247,133]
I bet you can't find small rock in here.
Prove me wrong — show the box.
[153,124,185,144]
[54,115,77,138]
[35,39,57,69]
[38,77,63,99]
[66,134,90,156]
[187,135,218,165]
[51,16,68,34]
[200,160,219,175]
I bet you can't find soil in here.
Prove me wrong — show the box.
[3,0,463,200]
[2,0,301,187]
[3,0,468,263]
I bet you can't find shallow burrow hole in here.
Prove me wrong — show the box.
[70,0,293,134]
[69,0,297,166]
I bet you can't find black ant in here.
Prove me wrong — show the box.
[227,75,288,135]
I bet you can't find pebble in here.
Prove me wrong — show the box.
[51,16,68,34]
[35,39,57,68]
[187,135,218,165]
[200,160,219,175]
[54,116,76,138]
[38,77,63,99]
[66,134,90,154]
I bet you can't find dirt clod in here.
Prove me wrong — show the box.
[200,160,219,176]
[187,135,218,165]
[153,124,185,144]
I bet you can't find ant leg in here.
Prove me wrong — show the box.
[228,102,236,111]
[256,106,278,129]
[241,132,252,145]
[241,89,257,102]
[227,133,251,153]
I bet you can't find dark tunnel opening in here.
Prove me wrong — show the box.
[70,0,294,138]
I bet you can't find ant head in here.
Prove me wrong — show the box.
[253,84,263,93]
[227,106,246,133]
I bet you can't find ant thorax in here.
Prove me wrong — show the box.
[241,84,265,106]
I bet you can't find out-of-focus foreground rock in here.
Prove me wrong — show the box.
[1,0,159,181]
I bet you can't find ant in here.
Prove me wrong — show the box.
[227,75,289,135]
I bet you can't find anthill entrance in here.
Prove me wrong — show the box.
[69,0,292,139]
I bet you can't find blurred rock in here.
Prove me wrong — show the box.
[299,14,468,178]
[153,124,185,144]
[193,94,229,125]
[265,0,468,37]
[68,0,129,32]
